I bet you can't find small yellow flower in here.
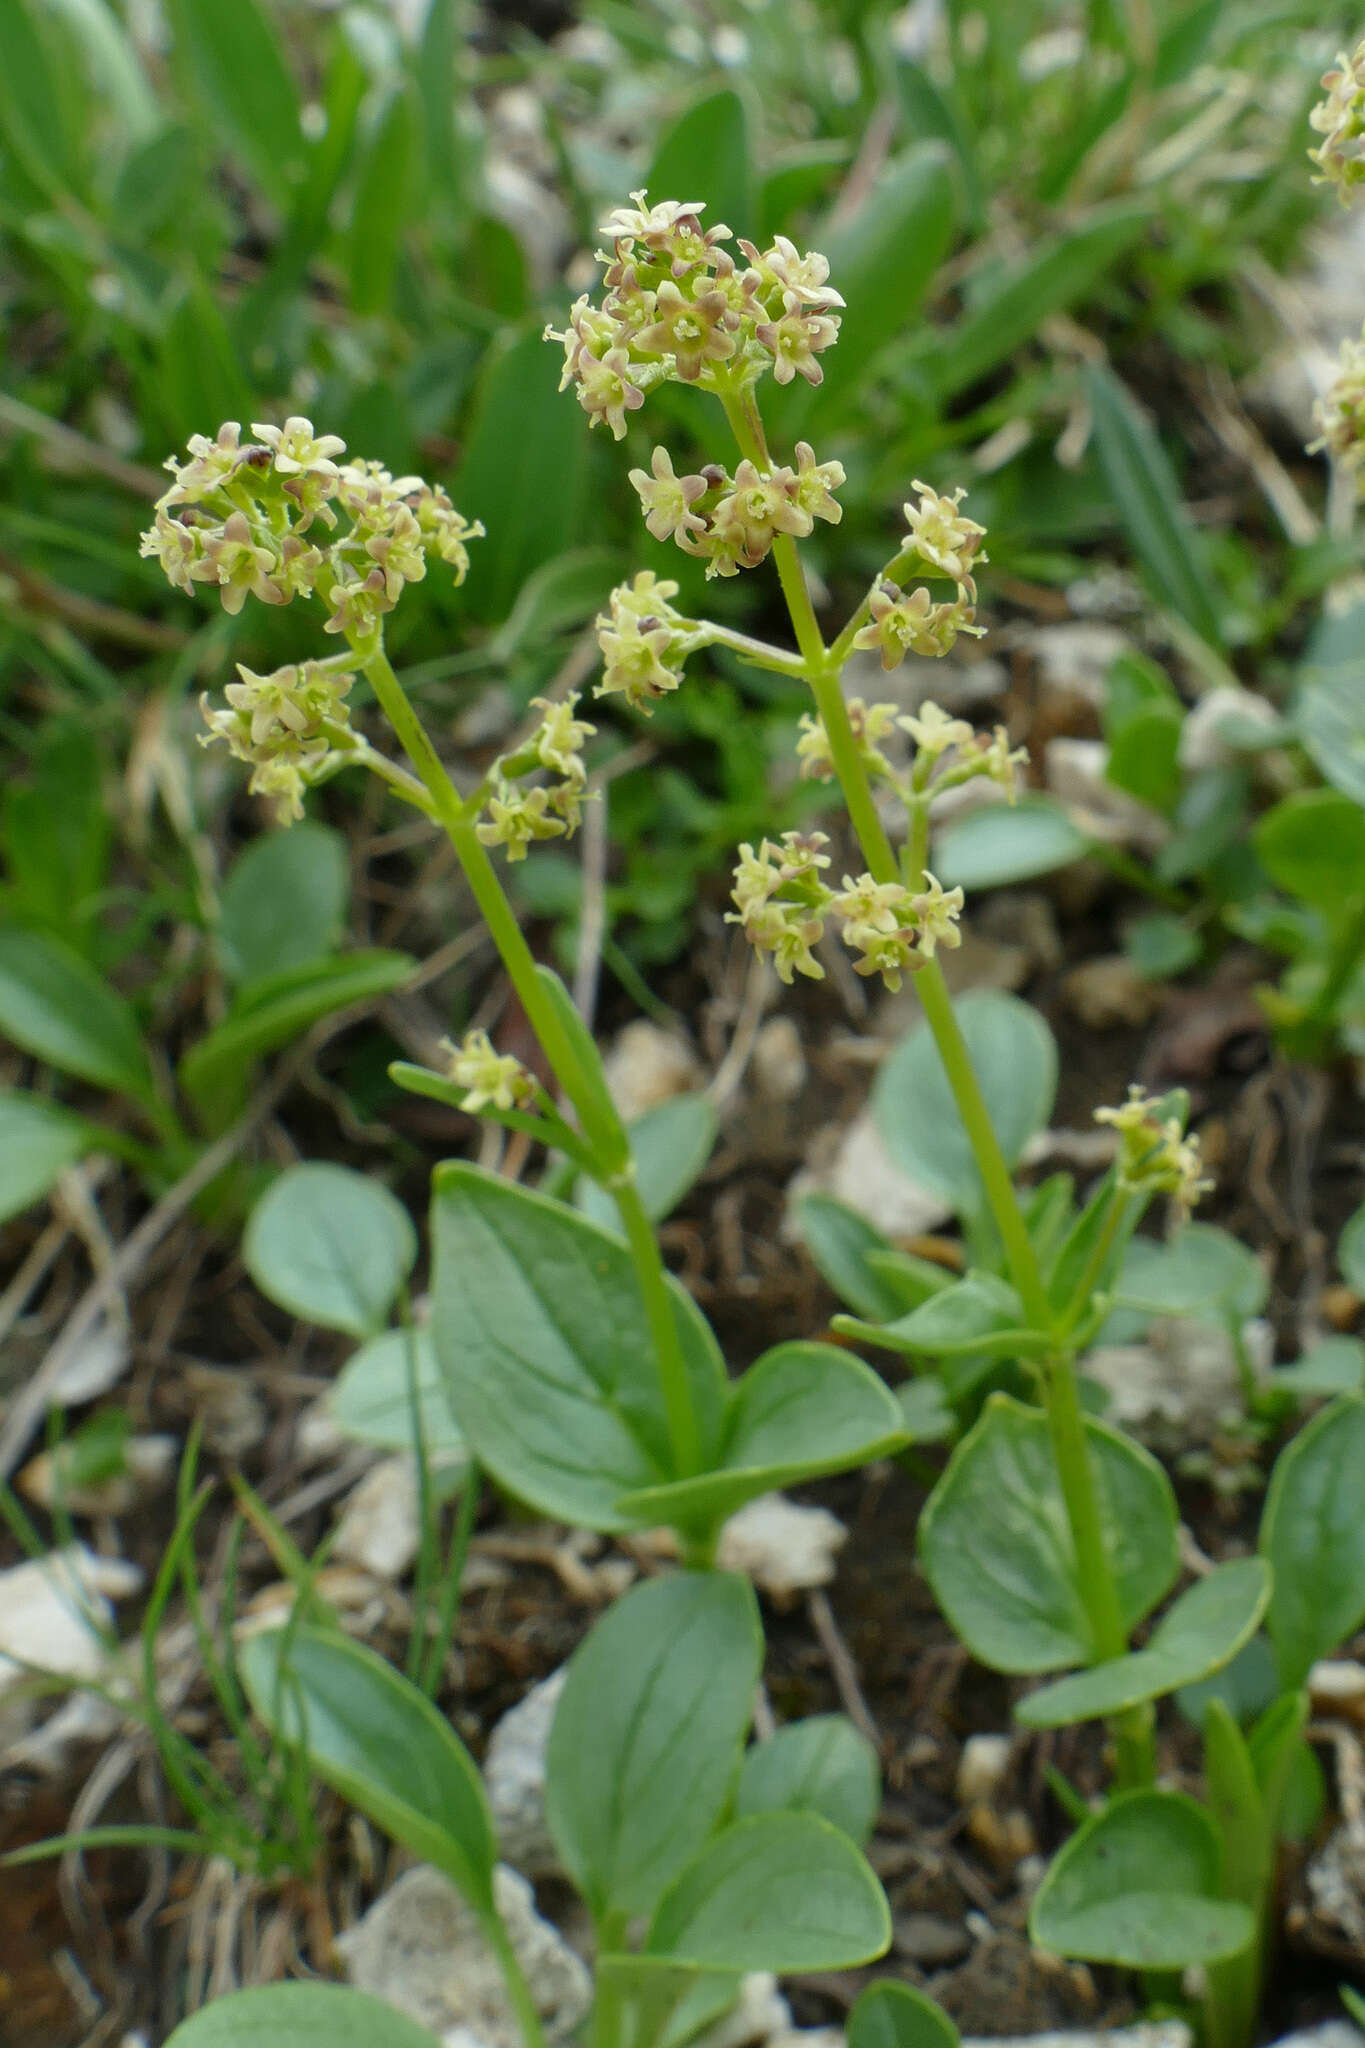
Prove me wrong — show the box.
[442,1029,538,1114]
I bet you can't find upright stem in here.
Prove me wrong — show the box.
[485,1909,550,2048]
[721,391,1140,1723]
[362,645,701,1478]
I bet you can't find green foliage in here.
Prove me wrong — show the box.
[919,1393,1179,1673]
[874,992,1057,1218]
[1029,1790,1254,1968]
[735,1716,880,1847]
[546,1572,762,1923]
[244,1163,417,1339]
[0,1091,92,1224]
[1259,1395,1365,1690]
[165,1983,440,2048]
[848,1983,960,2048]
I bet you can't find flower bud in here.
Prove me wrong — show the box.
[442,1029,539,1114]
[1095,1086,1213,1218]
[1310,39,1365,201]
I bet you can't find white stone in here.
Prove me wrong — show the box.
[1178,686,1281,771]
[3,1684,122,1774]
[1265,2026,1365,2048]
[336,1863,591,2048]
[963,2029,1193,2048]
[484,1668,566,1877]
[603,1020,701,1122]
[0,1546,141,1699]
[45,1319,128,1406]
[752,1017,807,1103]
[789,1105,952,1242]
[1084,1317,1273,1446]
[332,1455,422,1580]
[694,1976,792,2048]
[1021,621,1130,705]
[1045,737,1169,855]
[716,1494,846,1598]
[956,1732,1012,1807]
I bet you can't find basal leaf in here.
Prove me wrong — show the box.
[545,1572,762,1923]
[1029,1789,1253,1968]
[217,823,349,986]
[239,1626,495,1912]
[873,991,1057,1219]
[329,1328,467,1459]
[644,1813,890,1973]
[1016,1557,1271,1727]
[0,926,153,1102]
[919,1393,1178,1673]
[736,1716,880,1847]
[165,1982,439,2048]
[646,90,752,252]
[1260,1395,1365,1690]
[792,1195,907,1322]
[244,1163,417,1338]
[848,1983,960,2048]
[0,1092,93,1224]
[430,1164,727,1531]
[613,1342,906,1533]
[933,797,1089,892]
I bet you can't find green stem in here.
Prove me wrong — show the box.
[485,1909,549,2048]
[419,1455,481,1697]
[696,619,811,678]
[361,644,701,1479]
[611,1177,701,1476]
[1057,1188,1133,1339]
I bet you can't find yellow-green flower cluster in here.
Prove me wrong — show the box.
[200,659,357,822]
[474,694,596,862]
[544,192,843,439]
[628,441,845,578]
[140,418,481,640]
[851,483,988,673]
[1095,1086,1213,1219]
[1310,38,1365,201]
[593,572,702,712]
[1310,325,1365,471]
[441,1029,539,1114]
[726,834,964,992]
[795,698,1028,805]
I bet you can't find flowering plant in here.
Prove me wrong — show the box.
[134,183,1365,2048]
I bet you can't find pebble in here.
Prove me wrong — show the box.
[752,1017,807,1103]
[956,1732,1012,1807]
[483,1668,566,1877]
[0,1546,141,1700]
[1044,738,1169,856]
[336,1862,591,2048]
[18,1434,178,1518]
[1177,686,1281,771]
[716,1493,847,1599]
[332,1455,424,1580]
[1019,622,1130,706]
[603,1020,701,1122]
[1084,1317,1273,1446]
[788,1106,952,1243]
[963,2029,1192,2048]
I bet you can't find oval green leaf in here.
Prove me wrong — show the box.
[1029,1789,1253,1968]
[244,1163,417,1338]
[1114,1224,1267,1323]
[0,1091,92,1224]
[165,1982,439,2048]
[329,1328,467,1459]
[793,1194,906,1322]
[1016,1557,1272,1728]
[736,1716,880,1847]
[919,1393,1179,1674]
[545,1571,762,1923]
[1254,790,1365,913]
[0,926,152,1101]
[217,823,349,987]
[430,1164,726,1531]
[179,949,414,1119]
[933,797,1090,892]
[644,1812,890,1973]
[1260,1394,1365,1691]
[613,1341,906,1533]
[577,1092,718,1231]
[873,991,1057,1218]
[239,1625,496,1912]
[1340,1202,1365,1294]
[848,1982,960,2048]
